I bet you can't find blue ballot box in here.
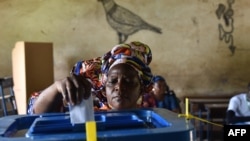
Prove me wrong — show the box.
[0,108,195,141]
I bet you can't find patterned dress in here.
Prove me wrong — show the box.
[27,41,153,114]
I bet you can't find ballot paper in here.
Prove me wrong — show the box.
[69,95,95,124]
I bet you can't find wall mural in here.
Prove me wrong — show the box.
[215,0,235,55]
[98,0,162,44]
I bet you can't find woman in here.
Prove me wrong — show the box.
[28,41,153,114]
[142,75,181,113]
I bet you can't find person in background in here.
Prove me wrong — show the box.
[142,75,181,113]
[226,82,250,124]
[27,41,153,114]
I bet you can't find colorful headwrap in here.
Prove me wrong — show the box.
[101,41,153,88]
[27,41,154,114]
[71,41,153,93]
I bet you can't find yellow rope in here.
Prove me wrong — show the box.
[178,114,223,127]
[180,98,224,127]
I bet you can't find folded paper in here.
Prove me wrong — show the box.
[69,95,95,124]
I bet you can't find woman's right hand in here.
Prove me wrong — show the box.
[33,74,92,114]
[55,74,92,106]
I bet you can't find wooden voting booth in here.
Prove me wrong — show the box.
[12,41,54,114]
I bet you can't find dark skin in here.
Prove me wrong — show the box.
[152,80,181,113]
[105,63,142,110]
[152,80,166,101]
[33,63,143,114]
[33,74,92,113]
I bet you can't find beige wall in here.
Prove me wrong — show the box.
[0,0,250,99]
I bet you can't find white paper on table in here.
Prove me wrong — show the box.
[69,95,95,124]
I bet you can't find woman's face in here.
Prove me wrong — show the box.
[152,80,166,101]
[105,63,142,110]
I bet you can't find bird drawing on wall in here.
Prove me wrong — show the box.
[98,0,162,44]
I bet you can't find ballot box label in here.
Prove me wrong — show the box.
[224,125,250,141]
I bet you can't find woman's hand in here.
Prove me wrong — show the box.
[55,74,92,106]
[33,74,92,114]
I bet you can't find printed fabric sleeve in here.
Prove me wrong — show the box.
[27,92,41,115]
[27,57,104,115]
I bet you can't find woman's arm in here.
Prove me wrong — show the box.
[33,82,63,114]
[32,74,91,114]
